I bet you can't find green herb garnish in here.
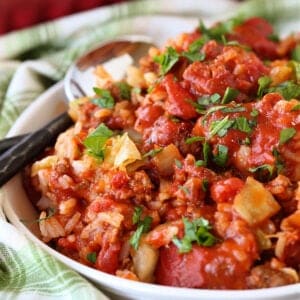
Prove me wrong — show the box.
[203,141,211,166]
[92,87,115,109]
[221,87,239,104]
[185,136,205,144]
[175,159,183,169]
[209,116,235,137]
[143,148,163,158]
[272,148,284,173]
[291,104,300,111]
[234,116,253,133]
[279,127,296,145]
[213,144,228,167]
[257,76,272,98]
[83,123,113,159]
[130,207,153,250]
[172,217,218,253]
[116,82,131,100]
[154,47,180,75]
[249,164,274,177]
[292,45,300,62]
[268,81,300,100]
[86,252,97,264]
[179,185,190,196]
[195,160,206,167]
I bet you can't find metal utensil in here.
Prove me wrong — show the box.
[0,37,154,186]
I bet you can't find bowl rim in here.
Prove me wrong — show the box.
[3,81,300,299]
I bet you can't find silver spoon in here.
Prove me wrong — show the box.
[0,37,154,186]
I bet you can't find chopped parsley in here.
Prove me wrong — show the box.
[257,76,272,98]
[201,179,209,192]
[203,141,211,166]
[209,116,235,137]
[132,87,141,94]
[292,45,300,62]
[250,108,259,117]
[289,60,300,82]
[199,17,243,43]
[130,207,153,250]
[37,208,56,223]
[291,103,300,111]
[179,185,190,196]
[268,33,280,42]
[195,160,206,167]
[279,127,296,145]
[154,47,180,75]
[273,148,284,173]
[234,116,253,133]
[249,164,274,178]
[268,81,300,100]
[143,148,163,158]
[182,37,207,62]
[92,87,115,109]
[83,123,113,159]
[86,252,97,264]
[172,217,218,253]
[213,144,228,167]
[185,136,205,144]
[116,82,131,100]
[174,159,183,169]
[221,87,239,104]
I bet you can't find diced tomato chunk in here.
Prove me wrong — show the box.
[163,74,198,120]
[210,177,244,203]
[96,240,121,274]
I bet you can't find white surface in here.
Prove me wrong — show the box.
[3,14,300,300]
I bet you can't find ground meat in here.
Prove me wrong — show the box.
[247,264,296,288]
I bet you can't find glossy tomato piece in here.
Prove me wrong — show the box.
[230,17,278,59]
[96,240,121,274]
[163,74,198,120]
[210,177,244,203]
[155,243,249,289]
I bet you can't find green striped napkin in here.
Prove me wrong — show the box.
[0,0,300,299]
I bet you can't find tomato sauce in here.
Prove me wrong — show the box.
[25,17,300,290]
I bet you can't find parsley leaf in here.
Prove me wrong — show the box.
[249,164,274,177]
[257,76,272,98]
[292,45,300,62]
[291,104,300,111]
[172,217,218,253]
[86,252,97,264]
[195,160,206,167]
[268,81,300,100]
[83,123,113,159]
[209,116,235,137]
[203,141,211,166]
[143,148,163,158]
[154,47,180,75]
[92,87,115,109]
[185,136,205,144]
[213,144,228,167]
[234,116,253,133]
[289,60,300,83]
[221,87,239,104]
[272,148,284,173]
[130,207,153,250]
[182,38,207,62]
[279,127,296,145]
[116,82,131,100]
[199,17,242,43]
[174,159,183,169]
[132,206,143,225]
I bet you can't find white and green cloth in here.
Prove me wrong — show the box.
[0,0,300,299]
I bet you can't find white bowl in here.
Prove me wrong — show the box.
[3,81,300,300]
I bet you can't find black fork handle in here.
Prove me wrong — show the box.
[0,112,73,187]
